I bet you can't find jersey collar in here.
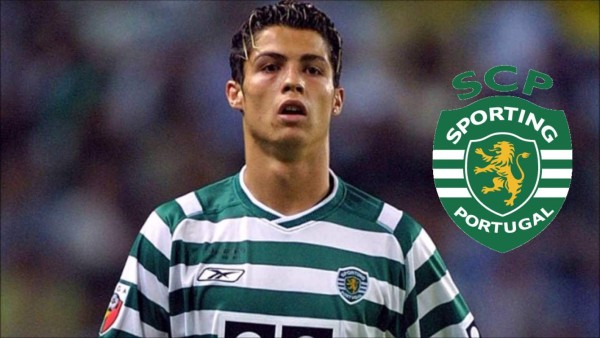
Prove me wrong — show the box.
[234,166,345,228]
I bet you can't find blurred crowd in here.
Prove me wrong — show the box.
[1,1,598,337]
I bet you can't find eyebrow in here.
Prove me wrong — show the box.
[254,52,329,64]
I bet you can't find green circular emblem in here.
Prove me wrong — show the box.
[433,95,572,253]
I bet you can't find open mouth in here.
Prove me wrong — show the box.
[278,101,307,116]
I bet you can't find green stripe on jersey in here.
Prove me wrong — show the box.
[155,200,187,233]
[401,250,467,335]
[199,175,265,219]
[328,182,388,231]
[393,213,423,257]
[181,175,271,223]
[414,250,448,294]
[420,295,470,337]
[122,282,170,333]
[323,204,391,234]
[402,287,418,334]
[188,202,249,224]
[130,234,170,286]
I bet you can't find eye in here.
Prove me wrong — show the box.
[305,66,323,75]
[261,64,279,73]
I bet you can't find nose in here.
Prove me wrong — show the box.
[282,67,304,94]
[283,82,304,93]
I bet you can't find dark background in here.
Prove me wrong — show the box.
[1,1,598,336]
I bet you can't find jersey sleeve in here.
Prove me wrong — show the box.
[99,211,172,337]
[397,215,479,338]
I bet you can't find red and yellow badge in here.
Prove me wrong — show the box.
[100,282,130,335]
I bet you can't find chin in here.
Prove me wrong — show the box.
[275,135,306,149]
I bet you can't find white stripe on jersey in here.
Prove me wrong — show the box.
[172,218,404,264]
[121,256,170,312]
[377,203,404,232]
[114,306,169,337]
[431,312,476,338]
[408,228,436,271]
[403,228,426,295]
[170,309,387,337]
[140,212,172,259]
[417,271,460,317]
[169,263,404,313]
[406,318,421,338]
[175,191,203,217]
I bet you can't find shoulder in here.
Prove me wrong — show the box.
[335,179,425,253]
[153,174,241,232]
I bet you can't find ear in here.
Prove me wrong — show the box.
[332,87,344,116]
[226,80,244,111]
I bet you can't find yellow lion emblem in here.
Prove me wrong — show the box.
[473,141,530,207]
[346,277,360,294]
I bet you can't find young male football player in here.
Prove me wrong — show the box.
[100,1,479,337]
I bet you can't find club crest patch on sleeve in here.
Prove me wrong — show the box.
[100,282,131,335]
[337,267,369,304]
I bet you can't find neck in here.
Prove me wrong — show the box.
[243,144,331,216]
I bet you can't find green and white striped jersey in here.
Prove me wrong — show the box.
[100,168,478,337]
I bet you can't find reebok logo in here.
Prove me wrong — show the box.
[197,267,245,282]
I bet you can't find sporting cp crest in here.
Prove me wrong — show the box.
[433,93,572,253]
[337,267,369,304]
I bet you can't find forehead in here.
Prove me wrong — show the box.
[250,26,331,62]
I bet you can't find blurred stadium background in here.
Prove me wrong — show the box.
[1,1,598,337]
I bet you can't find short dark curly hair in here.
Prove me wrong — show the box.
[229,0,343,88]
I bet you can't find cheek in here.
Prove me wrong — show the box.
[244,75,279,100]
[245,70,283,91]
[314,89,336,114]
[241,86,269,113]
